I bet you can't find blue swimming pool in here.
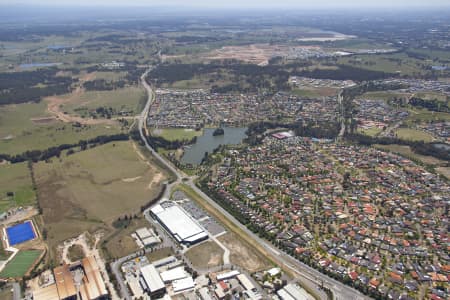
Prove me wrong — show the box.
[6,221,36,246]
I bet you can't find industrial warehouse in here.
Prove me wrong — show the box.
[150,201,208,245]
[32,256,108,300]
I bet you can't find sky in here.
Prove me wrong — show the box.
[1,0,449,9]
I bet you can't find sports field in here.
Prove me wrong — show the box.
[6,221,36,246]
[0,162,36,213]
[0,250,42,278]
[152,128,203,141]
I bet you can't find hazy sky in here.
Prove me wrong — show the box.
[1,0,449,9]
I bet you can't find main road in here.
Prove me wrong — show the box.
[138,70,372,300]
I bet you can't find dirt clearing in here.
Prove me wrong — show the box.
[185,240,224,269]
[218,232,271,273]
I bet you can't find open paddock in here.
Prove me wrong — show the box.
[34,141,167,258]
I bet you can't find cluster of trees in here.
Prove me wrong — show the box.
[345,133,450,162]
[198,179,251,226]
[408,97,449,113]
[0,133,129,163]
[294,121,341,139]
[0,69,75,105]
[142,131,197,150]
[140,184,166,213]
[295,65,397,82]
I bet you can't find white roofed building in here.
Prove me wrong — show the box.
[160,267,187,283]
[150,202,208,245]
[140,264,166,298]
[172,277,195,293]
[277,283,314,300]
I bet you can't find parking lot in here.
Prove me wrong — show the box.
[174,192,226,237]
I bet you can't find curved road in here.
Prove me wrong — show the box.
[138,70,372,300]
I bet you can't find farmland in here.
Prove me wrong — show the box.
[336,52,429,76]
[0,101,123,155]
[0,250,42,278]
[0,162,35,213]
[33,141,167,258]
[60,87,146,117]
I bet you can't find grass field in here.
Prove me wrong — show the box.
[361,91,411,101]
[405,108,450,125]
[415,92,448,102]
[374,144,447,167]
[358,127,382,137]
[0,101,123,155]
[292,87,338,98]
[91,71,128,82]
[394,128,434,142]
[336,52,428,76]
[0,250,42,278]
[185,240,224,269]
[34,141,167,257]
[61,87,146,117]
[152,128,203,141]
[435,167,450,180]
[103,217,151,260]
[146,247,175,262]
[0,162,36,213]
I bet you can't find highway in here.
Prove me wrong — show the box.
[138,70,372,300]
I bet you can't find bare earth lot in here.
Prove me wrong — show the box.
[218,232,271,273]
[185,240,224,269]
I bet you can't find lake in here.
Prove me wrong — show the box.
[19,62,61,69]
[181,127,247,165]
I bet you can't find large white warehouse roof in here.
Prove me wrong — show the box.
[151,203,208,244]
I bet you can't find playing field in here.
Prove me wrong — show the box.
[0,162,36,213]
[0,250,42,278]
[152,128,203,141]
[6,221,36,246]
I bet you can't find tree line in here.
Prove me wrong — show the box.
[0,133,129,163]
